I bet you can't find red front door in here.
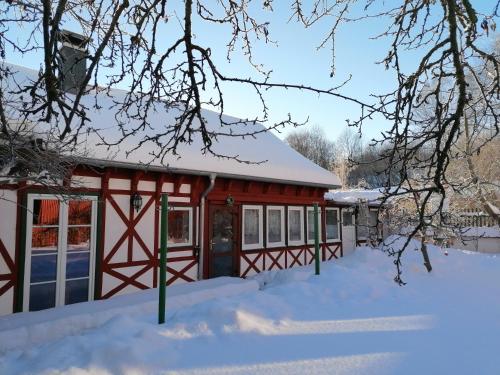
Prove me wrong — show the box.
[208,205,239,278]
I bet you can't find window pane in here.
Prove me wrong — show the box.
[30,254,58,283]
[65,278,89,305]
[289,210,302,242]
[268,209,282,243]
[212,255,233,278]
[307,210,317,241]
[168,210,190,244]
[342,211,353,226]
[326,210,339,240]
[66,252,90,279]
[29,282,56,311]
[32,227,58,253]
[67,227,90,251]
[32,199,59,225]
[369,211,379,237]
[244,209,260,245]
[68,200,92,225]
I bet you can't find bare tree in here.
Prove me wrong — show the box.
[285,125,335,171]
[332,126,363,188]
[0,1,499,283]
[0,0,373,186]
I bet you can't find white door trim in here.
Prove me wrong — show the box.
[23,194,98,312]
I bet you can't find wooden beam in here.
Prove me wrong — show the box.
[243,181,252,193]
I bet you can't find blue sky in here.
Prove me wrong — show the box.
[5,1,498,144]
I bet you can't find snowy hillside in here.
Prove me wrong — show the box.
[0,236,499,374]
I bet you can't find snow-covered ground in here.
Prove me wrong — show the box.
[1,236,499,374]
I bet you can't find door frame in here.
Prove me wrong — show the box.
[341,207,356,255]
[207,203,240,278]
[22,193,98,312]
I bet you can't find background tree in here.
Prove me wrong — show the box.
[285,125,335,171]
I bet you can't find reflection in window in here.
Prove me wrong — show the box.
[326,209,339,240]
[342,211,353,226]
[288,207,303,244]
[267,208,283,245]
[31,227,58,252]
[67,227,90,251]
[32,199,59,225]
[242,206,263,250]
[244,209,259,245]
[68,200,92,225]
[168,209,191,245]
[306,208,321,243]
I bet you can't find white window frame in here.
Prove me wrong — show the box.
[266,206,285,248]
[325,207,341,242]
[242,205,263,250]
[287,206,305,246]
[23,194,98,312]
[167,206,193,247]
[306,206,322,244]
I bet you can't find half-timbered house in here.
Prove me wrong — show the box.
[0,61,347,316]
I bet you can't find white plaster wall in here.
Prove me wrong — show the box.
[138,180,156,192]
[266,251,286,270]
[109,178,131,190]
[286,249,303,268]
[0,190,17,316]
[162,182,174,193]
[240,253,263,277]
[132,196,155,261]
[179,184,191,194]
[103,195,129,263]
[169,196,190,203]
[70,176,102,189]
[0,287,13,316]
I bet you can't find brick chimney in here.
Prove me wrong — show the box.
[58,30,88,95]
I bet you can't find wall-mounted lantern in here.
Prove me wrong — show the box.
[131,193,143,212]
[226,195,234,207]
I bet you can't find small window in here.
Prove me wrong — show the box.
[306,207,322,244]
[242,205,263,250]
[288,206,304,246]
[368,210,381,238]
[168,207,193,246]
[325,208,340,241]
[342,210,354,226]
[267,206,285,248]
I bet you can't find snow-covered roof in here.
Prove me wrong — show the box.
[460,227,500,238]
[2,62,341,188]
[324,188,386,205]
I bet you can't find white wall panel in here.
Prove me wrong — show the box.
[138,180,156,192]
[162,182,174,193]
[109,178,131,190]
[179,184,191,194]
[71,176,102,189]
[0,287,13,316]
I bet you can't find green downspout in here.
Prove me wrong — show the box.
[314,203,320,276]
[158,193,168,324]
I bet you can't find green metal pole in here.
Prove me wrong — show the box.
[314,203,320,275]
[159,193,168,324]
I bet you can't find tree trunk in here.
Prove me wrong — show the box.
[421,241,432,272]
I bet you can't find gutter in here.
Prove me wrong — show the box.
[197,173,216,280]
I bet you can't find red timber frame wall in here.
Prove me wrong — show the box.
[0,166,207,315]
[204,178,343,279]
[0,166,344,315]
